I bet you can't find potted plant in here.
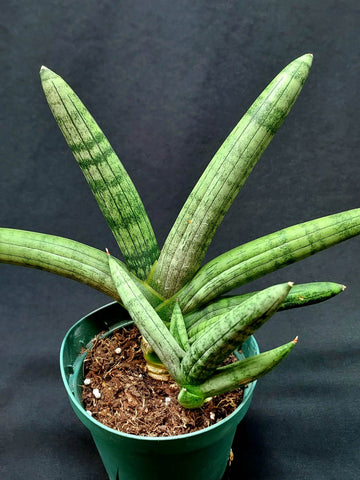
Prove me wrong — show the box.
[1,53,359,479]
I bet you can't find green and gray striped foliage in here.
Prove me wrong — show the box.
[180,282,293,385]
[148,53,313,297]
[108,253,298,408]
[0,228,163,307]
[108,254,184,383]
[40,66,160,281]
[178,338,297,408]
[170,301,190,352]
[185,282,346,343]
[1,54,359,409]
[185,282,346,330]
[175,209,360,313]
[154,209,359,318]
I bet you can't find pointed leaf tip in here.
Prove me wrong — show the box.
[105,248,110,256]
[40,66,160,279]
[150,54,313,297]
[296,53,313,68]
[293,336,299,344]
[39,65,58,81]
[342,285,347,291]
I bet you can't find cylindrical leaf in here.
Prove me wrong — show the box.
[197,338,297,398]
[0,227,120,299]
[169,301,190,351]
[185,281,346,335]
[178,209,360,313]
[149,54,313,296]
[178,338,297,409]
[0,228,164,306]
[108,255,184,383]
[181,283,292,384]
[40,67,159,280]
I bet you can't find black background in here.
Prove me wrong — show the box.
[1,1,359,479]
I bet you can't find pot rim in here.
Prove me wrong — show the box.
[60,301,259,443]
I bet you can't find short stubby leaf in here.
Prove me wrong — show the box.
[181,282,293,384]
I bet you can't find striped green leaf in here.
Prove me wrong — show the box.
[181,282,292,384]
[272,281,345,310]
[196,338,297,402]
[0,228,164,306]
[186,282,345,339]
[149,53,313,297]
[108,254,184,382]
[169,301,190,351]
[178,338,297,408]
[0,227,121,299]
[40,67,159,280]
[177,209,360,313]
[188,316,222,344]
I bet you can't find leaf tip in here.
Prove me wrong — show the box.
[297,53,313,69]
[342,284,347,291]
[39,65,57,82]
[303,52,314,62]
[105,248,110,256]
[292,336,299,345]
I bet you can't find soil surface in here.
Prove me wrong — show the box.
[82,325,244,437]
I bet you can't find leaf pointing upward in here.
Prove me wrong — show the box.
[40,66,159,280]
[108,253,184,383]
[149,54,313,296]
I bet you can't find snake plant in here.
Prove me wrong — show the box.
[1,53,359,408]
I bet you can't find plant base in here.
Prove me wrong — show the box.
[81,325,244,436]
[60,302,259,480]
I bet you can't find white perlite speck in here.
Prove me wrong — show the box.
[84,378,91,385]
[93,388,101,399]
[115,347,121,354]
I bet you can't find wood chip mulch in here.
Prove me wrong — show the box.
[81,325,244,437]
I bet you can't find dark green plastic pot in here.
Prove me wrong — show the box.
[60,302,259,480]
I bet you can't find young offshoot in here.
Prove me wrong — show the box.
[108,251,298,408]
